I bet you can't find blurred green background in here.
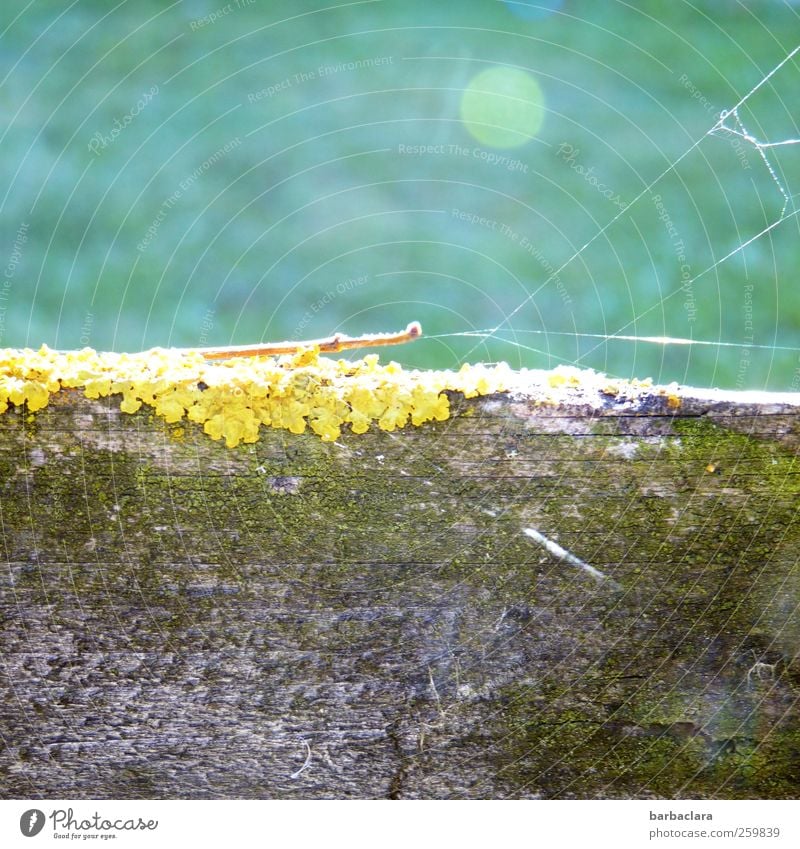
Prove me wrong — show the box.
[1,0,799,387]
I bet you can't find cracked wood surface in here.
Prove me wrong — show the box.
[1,382,800,799]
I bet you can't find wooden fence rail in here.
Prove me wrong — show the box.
[1,377,799,798]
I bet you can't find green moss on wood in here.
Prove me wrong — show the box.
[1,389,799,798]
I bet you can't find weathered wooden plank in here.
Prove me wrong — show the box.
[1,381,799,799]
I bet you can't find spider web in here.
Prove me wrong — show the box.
[426,43,800,389]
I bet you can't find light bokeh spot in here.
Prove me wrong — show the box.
[460,67,545,148]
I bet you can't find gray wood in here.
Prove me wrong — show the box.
[1,381,799,799]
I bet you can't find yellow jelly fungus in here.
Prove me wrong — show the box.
[547,365,584,389]
[0,344,516,448]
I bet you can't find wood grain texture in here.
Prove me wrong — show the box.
[1,382,799,799]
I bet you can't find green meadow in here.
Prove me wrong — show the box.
[1,0,799,388]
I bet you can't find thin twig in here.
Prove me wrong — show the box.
[190,321,422,360]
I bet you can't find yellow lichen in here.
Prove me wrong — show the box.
[546,365,584,389]
[0,344,677,447]
[0,344,516,448]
